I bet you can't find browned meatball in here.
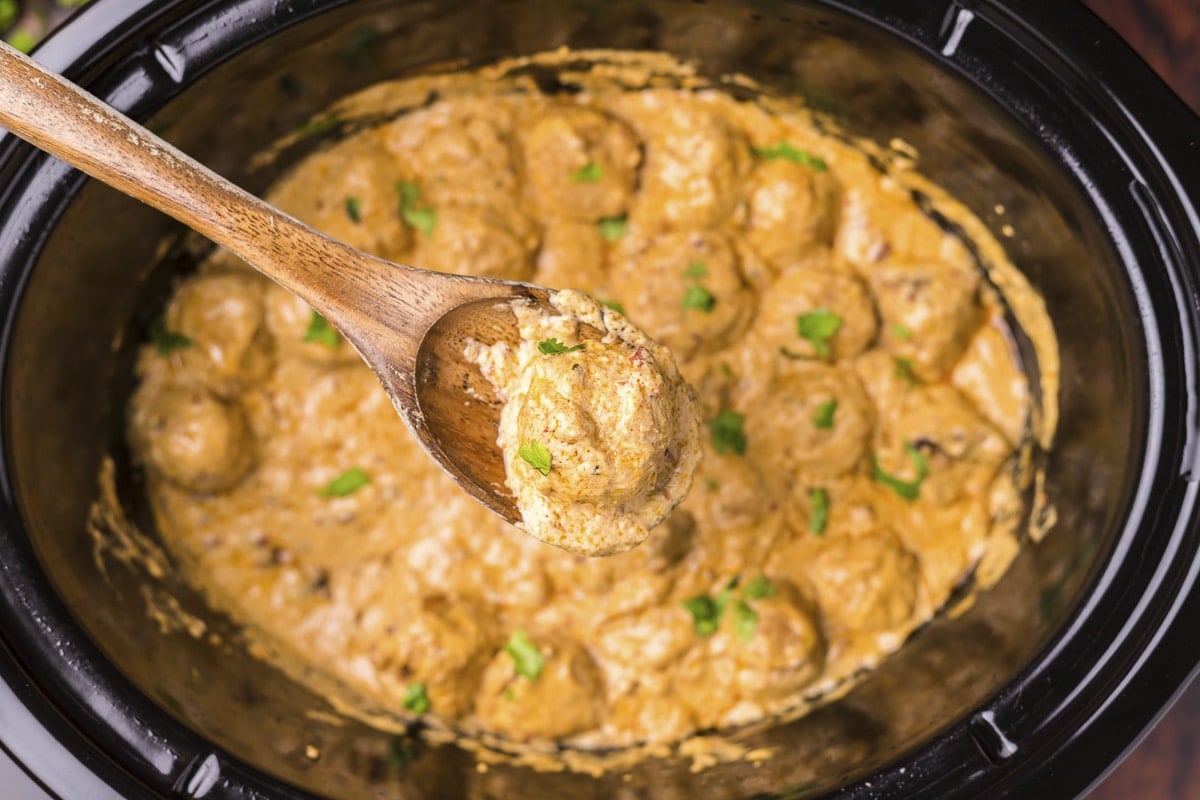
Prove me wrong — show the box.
[595,603,695,671]
[521,106,641,222]
[609,230,755,360]
[869,260,983,381]
[165,271,272,395]
[743,158,841,268]
[262,283,360,365]
[808,528,919,633]
[728,580,826,703]
[411,205,534,281]
[473,635,605,740]
[746,362,875,482]
[133,385,255,493]
[534,221,609,292]
[621,92,751,230]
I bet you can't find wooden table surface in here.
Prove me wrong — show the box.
[1077,4,1200,798]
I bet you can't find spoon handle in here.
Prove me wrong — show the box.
[0,41,394,316]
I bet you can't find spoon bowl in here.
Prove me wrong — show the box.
[0,41,544,524]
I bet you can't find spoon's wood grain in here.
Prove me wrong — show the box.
[0,41,535,523]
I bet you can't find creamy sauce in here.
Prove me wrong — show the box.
[126,51,1057,759]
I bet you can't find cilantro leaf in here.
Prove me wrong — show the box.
[396,181,437,235]
[303,310,341,348]
[518,440,552,475]
[345,196,362,223]
[813,398,838,430]
[505,629,545,681]
[894,356,920,384]
[402,682,430,714]
[602,299,626,315]
[683,261,709,280]
[150,318,191,356]
[706,410,747,455]
[682,283,717,313]
[809,487,829,535]
[597,215,628,242]
[732,600,759,643]
[683,594,722,637]
[569,162,603,183]
[753,142,828,171]
[796,309,843,358]
[744,575,774,600]
[871,443,930,501]
[318,466,370,498]
[891,323,913,339]
[537,338,585,355]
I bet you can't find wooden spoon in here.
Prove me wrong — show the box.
[0,41,543,523]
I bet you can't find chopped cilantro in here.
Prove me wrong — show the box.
[809,487,829,535]
[396,181,437,235]
[402,682,430,714]
[707,410,747,455]
[704,477,719,492]
[682,283,717,313]
[683,261,709,280]
[796,309,842,358]
[753,142,829,171]
[318,467,370,498]
[597,215,628,242]
[150,319,191,356]
[569,162,603,183]
[537,338,584,355]
[744,575,774,600]
[345,196,362,223]
[518,440,552,475]
[732,600,759,643]
[719,362,734,378]
[294,112,340,139]
[894,356,919,384]
[891,323,914,339]
[505,629,545,681]
[683,594,722,637]
[779,347,808,360]
[871,443,930,501]
[813,398,838,430]
[303,310,341,348]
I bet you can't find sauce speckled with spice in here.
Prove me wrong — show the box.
[128,51,1055,753]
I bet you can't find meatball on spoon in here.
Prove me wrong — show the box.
[0,43,697,544]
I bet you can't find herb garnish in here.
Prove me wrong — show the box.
[402,682,430,714]
[684,575,774,640]
[396,181,437,235]
[537,338,584,355]
[753,142,829,171]
[796,309,843,358]
[318,466,370,498]
[707,410,747,455]
[569,162,603,183]
[505,629,545,681]
[682,283,717,312]
[597,215,628,242]
[683,594,724,636]
[744,575,775,600]
[809,487,829,535]
[602,299,626,315]
[813,398,838,430]
[732,600,759,643]
[345,196,363,223]
[303,310,341,348]
[871,443,930,501]
[890,324,913,340]
[518,440,553,475]
[894,356,919,384]
[683,261,709,280]
[150,318,191,356]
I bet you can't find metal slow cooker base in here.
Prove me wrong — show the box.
[0,1,1197,798]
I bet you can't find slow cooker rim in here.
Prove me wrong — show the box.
[0,1,1197,799]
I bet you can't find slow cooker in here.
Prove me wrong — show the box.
[0,0,1197,797]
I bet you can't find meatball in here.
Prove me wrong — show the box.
[263,283,360,365]
[808,528,920,633]
[595,604,695,672]
[623,92,750,230]
[609,230,755,360]
[746,362,874,482]
[473,635,605,740]
[729,581,826,702]
[165,271,271,395]
[743,265,877,379]
[133,385,255,493]
[521,106,641,222]
[534,221,609,293]
[743,158,841,268]
[266,135,411,261]
[411,204,534,281]
[869,260,983,381]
